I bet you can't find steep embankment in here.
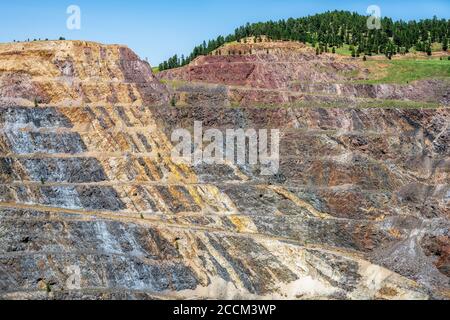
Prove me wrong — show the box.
[0,41,169,106]
[0,41,448,300]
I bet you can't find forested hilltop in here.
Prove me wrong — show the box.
[159,10,450,71]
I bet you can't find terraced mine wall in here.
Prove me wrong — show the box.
[0,41,169,107]
[159,43,450,107]
[0,104,448,299]
[0,40,448,300]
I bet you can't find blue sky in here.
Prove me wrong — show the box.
[2,1,449,65]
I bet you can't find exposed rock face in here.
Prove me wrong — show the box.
[0,104,448,300]
[0,41,169,106]
[160,50,356,87]
[159,42,449,106]
[0,41,449,300]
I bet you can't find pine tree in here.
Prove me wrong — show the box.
[426,42,432,56]
[443,37,448,51]
[349,45,355,57]
[332,47,336,54]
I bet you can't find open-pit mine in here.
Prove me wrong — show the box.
[0,39,448,300]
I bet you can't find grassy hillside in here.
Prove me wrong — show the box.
[362,59,450,84]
